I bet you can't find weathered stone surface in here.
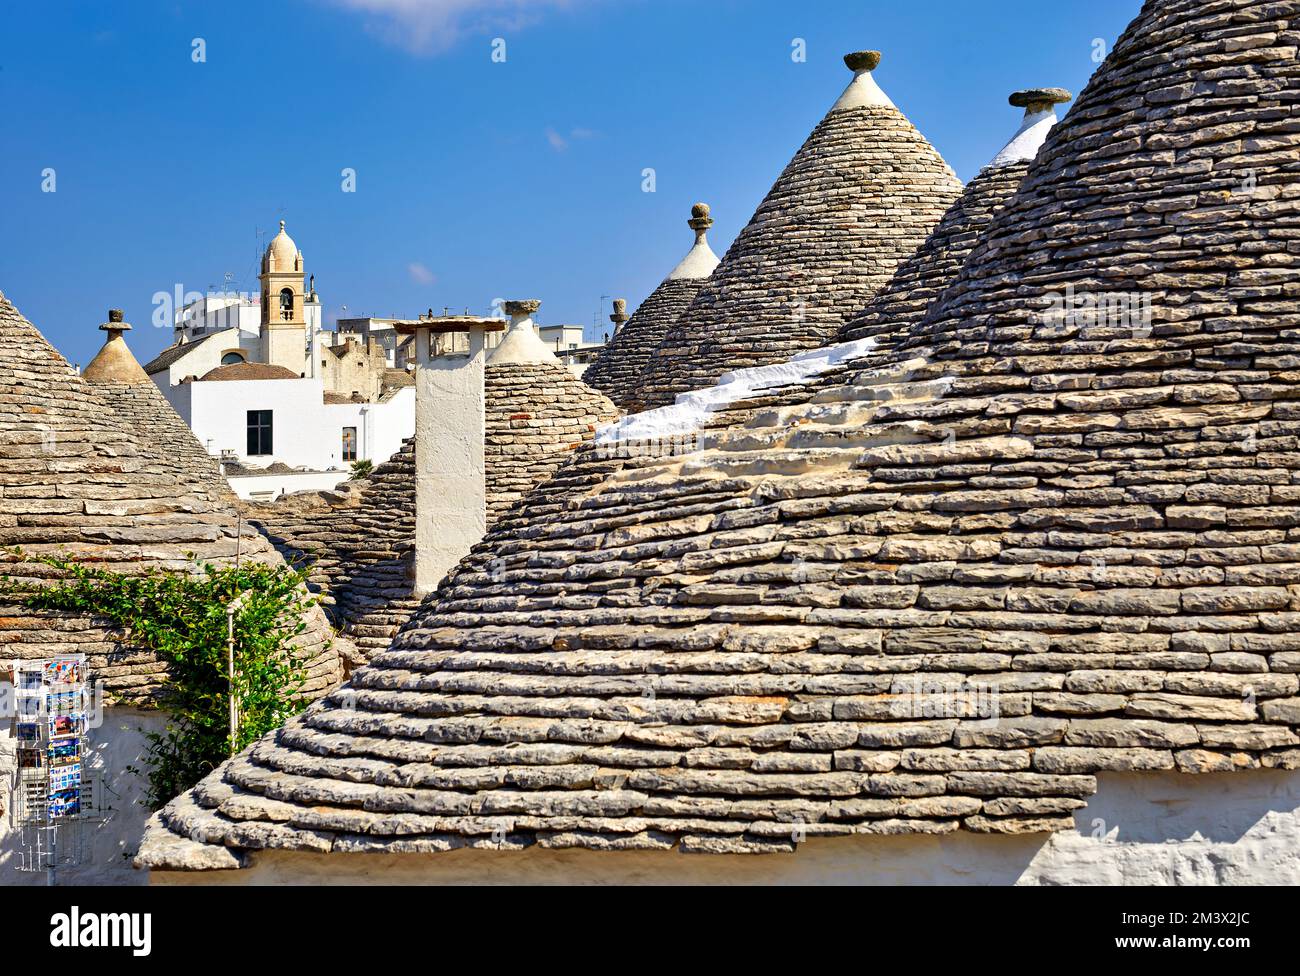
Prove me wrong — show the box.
[633,61,963,410]
[583,222,713,411]
[244,361,618,663]
[1127,695,1256,722]
[139,0,1300,869]
[1064,719,1198,749]
[1,295,347,704]
[1032,747,1175,774]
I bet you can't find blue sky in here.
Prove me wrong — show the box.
[1,0,1140,369]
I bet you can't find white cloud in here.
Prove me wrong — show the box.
[544,127,568,152]
[323,0,590,54]
[545,126,597,152]
[408,262,437,285]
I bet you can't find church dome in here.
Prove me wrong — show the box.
[263,220,300,272]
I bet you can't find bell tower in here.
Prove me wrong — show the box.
[259,220,307,373]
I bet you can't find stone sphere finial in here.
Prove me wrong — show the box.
[504,299,542,318]
[843,50,881,72]
[688,202,713,232]
[1009,87,1073,109]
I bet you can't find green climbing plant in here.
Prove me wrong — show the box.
[1,552,316,809]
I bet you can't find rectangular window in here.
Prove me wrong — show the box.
[246,410,273,456]
[342,427,357,462]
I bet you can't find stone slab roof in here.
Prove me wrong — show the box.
[245,443,417,669]
[583,206,720,411]
[632,55,963,412]
[139,0,1300,868]
[200,362,300,382]
[0,295,347,705]
[244,360,617,665]
[583,279,708,413]
[485,362,620,522]
[836,162,1031,345]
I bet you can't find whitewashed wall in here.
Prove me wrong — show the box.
[3,707,167,887]
[151,769,1300,885]
[228,470,351,501]
[323,387,414,470]
[183,377,327,468]
[160,378,413,486]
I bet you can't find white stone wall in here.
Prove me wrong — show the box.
[227,470,352,501]
[151,769,1300,885]
[3,707,167,887]
[184,377,327,468]
[323,387,415,471]
[413,334,487,595]
[158,376,413,490]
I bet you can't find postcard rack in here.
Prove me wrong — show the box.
[8,654,104,880]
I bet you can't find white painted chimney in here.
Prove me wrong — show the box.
[397,310,506,596]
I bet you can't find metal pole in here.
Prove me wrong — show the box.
[226,592,247,755]
[227,602,236,755]
[45,690,56,887]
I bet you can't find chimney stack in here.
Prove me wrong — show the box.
[830,49,894,112]
[395,310,506,595]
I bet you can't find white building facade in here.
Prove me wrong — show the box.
[145,222,415,500]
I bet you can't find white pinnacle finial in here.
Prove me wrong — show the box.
[667,202,720,280]
[830,49,894,112]
[988,88,1073,168]
[487,300,556,365]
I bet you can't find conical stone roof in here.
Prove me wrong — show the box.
[837,87,1071,345]
[139,0,1300,868]
[243,356,618,665]
[82,310,251,496]
[582,204,721,410]
[665,85,1073,435]
[631,51,963,412]
[0,293,346,705]
[244,441,418,669]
